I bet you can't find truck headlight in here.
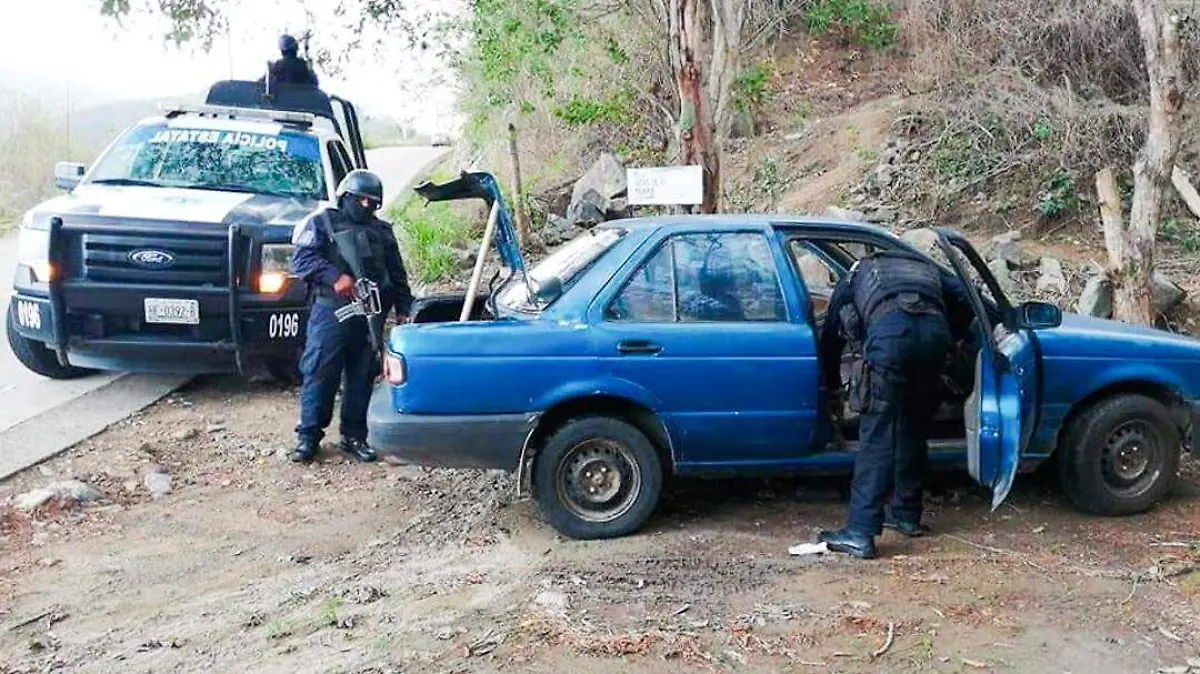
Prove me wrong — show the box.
[17,213,53,283]
[259,244,295,294]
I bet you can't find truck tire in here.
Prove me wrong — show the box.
[265,356,301,386]
[1057,393,1180,516]
[6,310,93,380]
[534,416,663,540]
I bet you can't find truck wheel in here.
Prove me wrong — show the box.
[265,356,301,386]
[1057,394,1180,516]
[6,310,93,380]
[534,416,663,540]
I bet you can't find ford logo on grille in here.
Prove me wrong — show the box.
[128,249,176,269]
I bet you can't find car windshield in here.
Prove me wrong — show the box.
[87,122,325,200]
[496,227,626,312]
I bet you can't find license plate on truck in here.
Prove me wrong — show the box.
[144,298,200,325]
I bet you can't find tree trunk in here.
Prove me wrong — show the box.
[507,122,528,247]
[1117,0,1184,323]
[670,0,719,213]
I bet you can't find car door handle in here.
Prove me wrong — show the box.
[617,340,662,355]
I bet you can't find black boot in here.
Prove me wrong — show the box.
[819,526,877,559]
[883,517,931,538]
[340,438,377,463]
[291,437,319,463]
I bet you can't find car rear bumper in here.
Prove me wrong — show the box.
[1189,401,1200,453]
[366,384,537,471]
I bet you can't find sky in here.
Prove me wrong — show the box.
[0,0,463,134]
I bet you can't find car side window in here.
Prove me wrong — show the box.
[675,233,785,322]
[606,244,675,322]
[788,240,838,293]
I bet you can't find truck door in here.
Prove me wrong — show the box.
[934,229,1040,509]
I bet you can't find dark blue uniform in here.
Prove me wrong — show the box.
[266,54,319,87]
[291,206,412,448]
[819,250,972,556]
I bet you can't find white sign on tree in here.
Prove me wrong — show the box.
[627,165,704,206]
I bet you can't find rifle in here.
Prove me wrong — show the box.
[322,216,387,368]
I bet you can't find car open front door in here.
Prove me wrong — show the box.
[934,228,1040,509]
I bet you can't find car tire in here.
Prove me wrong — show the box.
[534,416,663,540]
[6,310,93,380]
[1057,393,1180,516]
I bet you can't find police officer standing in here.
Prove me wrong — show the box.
[290,170,413,463]
[267,34,319,87]
[817,248,972,559]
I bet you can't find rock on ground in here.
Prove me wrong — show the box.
[1036,257,1068,295]
[1153,273,1186,314]
[988,258,1016,296]
[143,470,173,499]
[14,480,103,511]
[824,206,868,222]
[1078,276,1114,318]
[567,153,627,225]
[985,231,1037,269]
[900,228,939,254]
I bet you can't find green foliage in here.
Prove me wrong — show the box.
[756,156,787,210]
[806,0,897,50]
[733,63,775,114]
[932,132,994,179]
[388,196,478,285]
[1032,118,1054,141]
[470,0,582,111]
[553,90,636,127]
[1035,170,1078,218]
[1159,219,1200,252]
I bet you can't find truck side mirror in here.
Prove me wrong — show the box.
[1018,301,1062,329]
[54,162,86,191]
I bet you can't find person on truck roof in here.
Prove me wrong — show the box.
[264,34,319,88]
[290,170,413,464]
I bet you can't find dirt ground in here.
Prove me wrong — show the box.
[1,376,1199,674]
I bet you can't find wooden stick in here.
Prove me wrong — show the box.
[872,622,896,658]
[460,203,500,322]
[1170,166,1200,218]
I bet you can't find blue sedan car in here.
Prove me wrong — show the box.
[368,172,1199,540]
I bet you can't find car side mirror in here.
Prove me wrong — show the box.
[1018,301,1062,329]
[533,276,564,306]
[54,162,86,191]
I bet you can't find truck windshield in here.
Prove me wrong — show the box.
[496,227,626,313]
[88,123,325,200]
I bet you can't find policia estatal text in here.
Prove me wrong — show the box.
[817,249,972,559]
[290,170,413,463]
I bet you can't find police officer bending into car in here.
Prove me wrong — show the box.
[290,170,413,463]
[817,248,972,559]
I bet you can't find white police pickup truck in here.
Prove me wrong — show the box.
[7,80,370,380]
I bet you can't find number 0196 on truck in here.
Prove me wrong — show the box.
[367,172,1200,541]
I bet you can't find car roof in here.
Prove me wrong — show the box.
[597,214,903,239]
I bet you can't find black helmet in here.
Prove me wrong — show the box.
[337,169,384,206]
[279,34,299,54]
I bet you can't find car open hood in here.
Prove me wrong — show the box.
[414,171,526,272]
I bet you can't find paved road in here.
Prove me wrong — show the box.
[0,145,449,479]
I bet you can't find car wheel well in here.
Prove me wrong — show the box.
[1055,380,1189,453]
[522,396,673,491]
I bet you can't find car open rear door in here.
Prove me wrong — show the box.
[934,228,1040,509]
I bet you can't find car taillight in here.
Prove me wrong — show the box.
[384,352,406,385]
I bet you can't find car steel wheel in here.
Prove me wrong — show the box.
[1100,420,1161,499]
[556,439,642,524]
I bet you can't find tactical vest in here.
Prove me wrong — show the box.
[851,250,946,324]
[313,209,393,306]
